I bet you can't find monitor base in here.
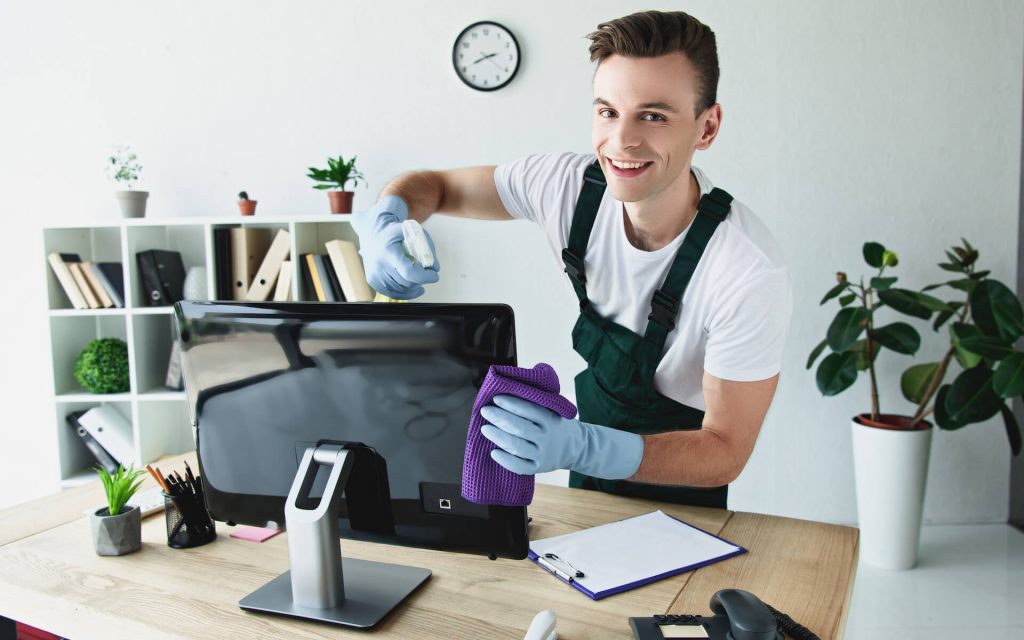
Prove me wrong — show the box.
[240,559,431,628]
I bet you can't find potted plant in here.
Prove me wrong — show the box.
[90,464,147,556]
[237,191,257,216]
[809,240,1022,570]
[306,154,364,214]
[107,145,147,218]
[75,337,130,394]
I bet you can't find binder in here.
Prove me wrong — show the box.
[136,250,185,306]
[528,510,746,600]
[273,260,292,302]
[312,254,337,301]
[213,227,233,300]
[321,254,346,301]
[245,229,291,301]
[67,261,100,309]
[93,262,125,308]
[230,227,272,300]
[66,411,119,473]
[80,262,114,308]
[165,338,183,390]
[305,253,327,301]
[298,254,316,301]
[76,405,135,468]
[46,252,88,309]
[324,239,374,301]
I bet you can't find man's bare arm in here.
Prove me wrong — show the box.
[629,372,779,487]
[381,166,512,223]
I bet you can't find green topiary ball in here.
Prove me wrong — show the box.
[74,338,129,394]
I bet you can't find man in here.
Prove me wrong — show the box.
[351,10,791,508]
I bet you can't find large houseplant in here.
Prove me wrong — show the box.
[809,240,1022,569]
[307,154,364,214]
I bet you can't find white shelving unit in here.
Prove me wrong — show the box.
[43,214,359,487]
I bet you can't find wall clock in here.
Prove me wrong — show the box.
[452,21,521,91]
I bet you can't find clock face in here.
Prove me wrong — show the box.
[452,21,520,91]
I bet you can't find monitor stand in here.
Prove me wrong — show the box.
[239,444,432,628]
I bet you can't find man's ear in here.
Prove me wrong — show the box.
[695,104,723,151]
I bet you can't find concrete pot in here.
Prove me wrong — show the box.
[90,505,142,556]
[851,414,932,570]
[115,190,149,218]
[327,191,353,214]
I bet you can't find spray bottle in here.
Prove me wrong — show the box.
[373,219,435,302]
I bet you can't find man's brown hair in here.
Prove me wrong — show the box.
[586,10,720,118]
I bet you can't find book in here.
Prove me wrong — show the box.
[76,405,135,468]
[46,252,88,309]
[165,338,183,390]
[305,254,327,302]
[67,261,100,309]
[230,227,272,300]
[213,227,233,300]
[66,411,119,473]
[312,254,337,302]
[528,510,746,600]
[80,262,114,308]
[93,262,125,308]
[324,239,374,301]
[245,229,291,301]
[273,260,292,302]
[322,254,346,301]
[299,254,316,301]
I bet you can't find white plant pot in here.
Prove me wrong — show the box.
[851,415,932,570]
[115,190,149,218]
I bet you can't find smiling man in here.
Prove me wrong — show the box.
[350,10,792,508]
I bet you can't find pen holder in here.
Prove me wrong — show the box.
[164,491,216,549]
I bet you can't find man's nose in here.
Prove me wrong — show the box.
[610,119,642,151]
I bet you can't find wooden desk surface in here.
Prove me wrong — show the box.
[0,454,857,640]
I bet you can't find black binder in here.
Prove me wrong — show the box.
[136,249,186,306]
[66,411,119,473]
[322,254,347,301]
[213,227,233,300]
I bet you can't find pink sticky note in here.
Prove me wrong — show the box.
[230,526,282,543]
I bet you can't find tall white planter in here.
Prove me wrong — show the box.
[851,416,932,570]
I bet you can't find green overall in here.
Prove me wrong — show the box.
[562,161,733,509]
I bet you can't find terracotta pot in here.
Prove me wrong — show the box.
[237,200,257,216]
[327,191,353,214]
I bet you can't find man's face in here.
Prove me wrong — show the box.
[592,53,707,205]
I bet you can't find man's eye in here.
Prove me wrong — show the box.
[598,109,616,118]
[643,113,666,122]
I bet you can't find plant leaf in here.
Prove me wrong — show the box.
[849,339,877,371]
[806,339,828,370]
[815,351,858,396]
[877,288,932,319]
[944,366,1002,426]
[870,277,897,291]
[933,308,955,331]
[870,322,921,355]
[958,334,1014,361]
[993,352,1024,398]
[934,384,965,430]
[998,404,1022,456]
[950,322,983,369]
[971,280,1024,340]
[820,282,848,305]
[863,242,886,268]
[911,291,954,312]
[901,362,941,404]
[839,293,857,307]
[826,307,869,353]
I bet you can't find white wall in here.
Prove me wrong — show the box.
[1,0,1021,523]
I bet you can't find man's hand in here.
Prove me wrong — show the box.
[479,395,643,479]
[350,195,440,299]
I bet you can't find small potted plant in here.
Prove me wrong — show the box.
[237,191,257,216]
[307,154,364,214]
[90,464,146,556]
[809,240,1022,570]
[107,145,147,218]
[75,338,130,394]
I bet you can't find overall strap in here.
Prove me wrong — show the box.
[562,161,606,308]
[644,187,734,349]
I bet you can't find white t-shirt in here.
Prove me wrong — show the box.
[494,152,792,411]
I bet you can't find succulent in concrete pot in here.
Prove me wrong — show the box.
[90,464,146,556]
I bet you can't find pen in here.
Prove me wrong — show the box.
[543,553,585,578]
[537,555,574,582]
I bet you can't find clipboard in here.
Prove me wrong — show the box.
[528,510,746,600]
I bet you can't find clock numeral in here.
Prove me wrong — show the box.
[508,54,513,60]
[472,74,476,80]
[462,67,467,72]
[506,42,510,48]
[483,28,489,36]
[472,32,478,39]
[484,79,489,85]
[463,42,469,48]
[495,75,500,81]
[505,67,509,72]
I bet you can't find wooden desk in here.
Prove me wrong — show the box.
[0,454,857,639]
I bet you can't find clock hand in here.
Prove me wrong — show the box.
[471,52,499,65]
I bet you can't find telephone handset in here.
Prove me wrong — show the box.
[629,588,818,640]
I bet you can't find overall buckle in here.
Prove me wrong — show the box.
[648,289,679,330]
[562,248,586,285]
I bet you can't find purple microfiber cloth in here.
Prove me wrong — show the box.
[462,363,577,506]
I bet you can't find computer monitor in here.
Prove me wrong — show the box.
[174,301,527,627]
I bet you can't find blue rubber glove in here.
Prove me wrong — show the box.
[479,395,644,479]
[350,195,440,300]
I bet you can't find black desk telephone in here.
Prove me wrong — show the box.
[629,589,818,640]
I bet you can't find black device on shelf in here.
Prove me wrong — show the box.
[137,249,186,306]
[173,301,524,628]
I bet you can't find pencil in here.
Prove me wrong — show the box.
[147,465,171,493]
